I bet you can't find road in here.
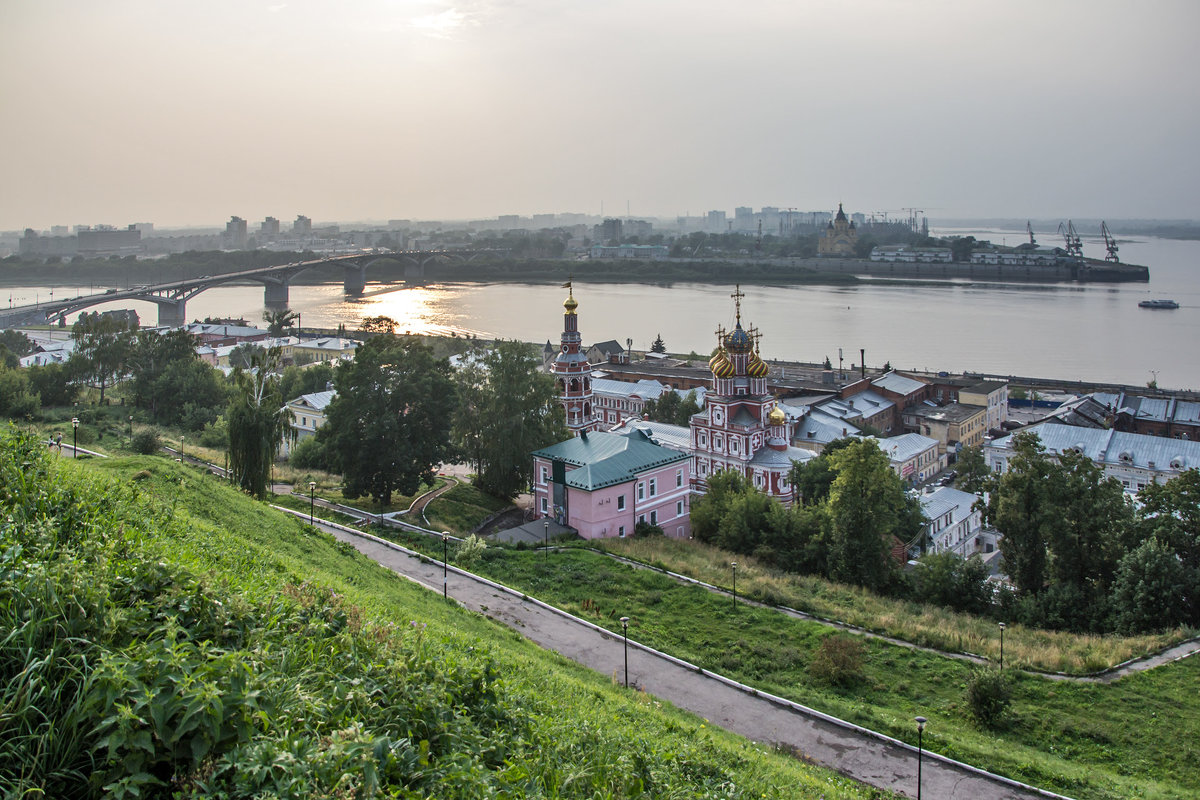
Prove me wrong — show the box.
[284,510,1070,800]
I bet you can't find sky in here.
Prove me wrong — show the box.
[3,0,1199,230]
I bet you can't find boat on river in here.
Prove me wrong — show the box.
[1138,299,1179,309]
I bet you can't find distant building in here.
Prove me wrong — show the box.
[589,244,668,260]
[706,209,727,233]
[292,337,358,364]
[224,216,248,249]
[595,218,622,244]
[261,217,281,236]
[282,390,335,455]
[531,429,692,539]
[984,422,1200,494]
[587,340,628,365]
[902,402,988,457]
[876,433,945,484]
[818,203,858,256]
[293,215,312,235]
[869,246,953,263]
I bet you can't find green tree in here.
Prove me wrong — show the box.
[1129,469,1200,627]
[228,343,266,370]
[277,362,335,402]
[0,365,39,419]
[650,333,667,354]
[26,362,78,407]
[228,348,293,498]
[360,315,398,335]
[648,390,681,424]
[321,336,454,505]
[825,439,909,592]
[985,432,1053,596]
[677,390,701,425]
[955,444,989,493]
[1110,537,1192,634]
[911,552,992,614]
[128,329,202,418]
[262,308,298,337]
[788,437,858,506]
[0,329,35,358]
[450,341,567,499]
[71,311,136,402]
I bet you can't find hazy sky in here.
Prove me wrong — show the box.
[3,0,1198,230]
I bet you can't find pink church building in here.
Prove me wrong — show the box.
[531,430,692,540]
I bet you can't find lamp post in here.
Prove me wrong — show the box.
[999,622,1006,670]
[620,616,630,688]
[308,481,316,526]
[544,520,549,561]
[915,716,927,800]
[731,561,738,612]
[127,415,133,444]
[442,531,450,600]
[180,435,185,461]
[71,417,78,458]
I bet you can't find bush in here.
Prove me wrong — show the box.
[454,534,487,569]
[966,668,1012,728]
[288,435,330,471]
[808,634,866,688]
[633,521,664,538]
[131,429,161,455]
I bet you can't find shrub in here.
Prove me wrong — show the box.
[966,668,1012,728]
[808,634,866,688]
[634,521,664,538]
[288,435,331,471]
[131,429,161,455]
[455,534,487,569]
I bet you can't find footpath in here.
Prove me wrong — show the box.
[277,506,1071,800]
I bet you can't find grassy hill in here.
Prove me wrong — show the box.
[0,427,883,799]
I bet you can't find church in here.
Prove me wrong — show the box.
[818,203,858,256]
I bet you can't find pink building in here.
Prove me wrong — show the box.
[531,430,692,540]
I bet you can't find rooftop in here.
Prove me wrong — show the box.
[872,371,927,397]
[531,430,690,491]
[988,423,1200,473]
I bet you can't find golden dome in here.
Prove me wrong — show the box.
[768,405,787,425]
[746,351,770,378]
[563,292,578,314]
[709,349,735,378]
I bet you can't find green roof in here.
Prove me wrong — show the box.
[531,430,690,491]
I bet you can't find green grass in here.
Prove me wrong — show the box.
[1,432,881,799]
[423,480,513,534]
[594,537,1189,674]
[376,537,1199,800]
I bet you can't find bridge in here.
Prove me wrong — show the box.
[0,249,504,328]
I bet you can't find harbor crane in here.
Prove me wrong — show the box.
[1101,221,1120,262]
[1057,221,1084,258]
[901,208,926,235]
[1026,221,1037,246]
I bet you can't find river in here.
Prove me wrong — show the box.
[4,227,1197,390]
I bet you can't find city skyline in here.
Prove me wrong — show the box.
[3,0,1198,230]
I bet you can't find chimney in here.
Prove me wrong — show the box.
[860,348,866,379]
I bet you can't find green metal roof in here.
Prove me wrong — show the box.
[531,430,690,491]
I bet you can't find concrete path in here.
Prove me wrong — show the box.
[281,508,1070,800]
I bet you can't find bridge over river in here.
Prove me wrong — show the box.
[0,249,502,328]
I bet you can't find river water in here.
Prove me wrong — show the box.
[5,228,1197,390]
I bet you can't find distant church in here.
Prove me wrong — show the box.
[818,203,858,256]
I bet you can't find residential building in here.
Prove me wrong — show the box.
[1046,391,1200,441]
[957,380,1010,431]
[903,402,987,456]
[531,429,692,539]
[282,390,335,455]
[589,244,669,260]
[224,216,248,249]
[591,378,705,428]
[869,246,953,263]
[919,487,992,557]
[876,433,945,484]
[292,337,358,364]
[778,401,862,453]
[817,391,897,435]
[984,423,1200,494]
[587,340,628,365]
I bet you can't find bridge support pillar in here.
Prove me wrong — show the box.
[264,279,290,307]
[157,299,186,328]
[404,261,425,280]
[343,265,366,295]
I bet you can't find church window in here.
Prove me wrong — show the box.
[617,495,625,510]
[650,511,657,525]
[676,500,683,517]
[541,466,548,484]
[649,478,657,497]
[676,469,683,487]
[638,482,645,501]
[618,525,626,538]
[540,498,547,512]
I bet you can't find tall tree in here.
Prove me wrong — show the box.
[824,439,909,592]
[450,341,567,499]
[71,311,136,402]
[1048,450,1131,602]
[128,328,201,417]
[650,333,667,354]
[320,336,454,505]
[955,444,990,493]
[360,315,398,335]
[228,348,292,498]
[984,432,1054,596]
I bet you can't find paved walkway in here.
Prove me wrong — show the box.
[282,508,1070,800]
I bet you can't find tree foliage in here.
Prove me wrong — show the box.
[985,432,1053,596]
[0,365,39,419]
[450,341,567,499]
[650,333,667,354]
[70,311,137,402]
[262,308,298,337]
[227,348,293,498]
[320,337,454,506]
[955,445,989,493]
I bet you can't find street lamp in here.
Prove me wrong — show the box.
[731,561,738,612]
[127,415,133,444]
[999,622,1006,670]
[915,716,927,800]
[442,531,450,600]
[180,435,185,461]
[620,616,630,688]
[71,417,78,458]
[544,519,549,561]
[308,481,316,526]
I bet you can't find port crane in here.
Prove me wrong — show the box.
[1101,221,1120,262]
[1026,221,1037,246]
[1057,221,1084,258]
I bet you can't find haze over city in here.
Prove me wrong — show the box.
[3,0,1198,230]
